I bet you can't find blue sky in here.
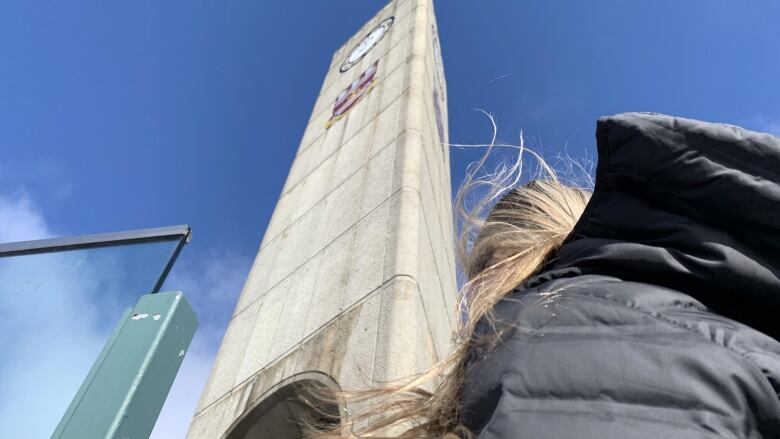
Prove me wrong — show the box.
[1,0,779,437]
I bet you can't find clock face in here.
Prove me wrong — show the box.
[340,17,394,73]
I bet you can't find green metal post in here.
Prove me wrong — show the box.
[52,291,198,439]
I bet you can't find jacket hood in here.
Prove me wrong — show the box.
[549,112,780,339]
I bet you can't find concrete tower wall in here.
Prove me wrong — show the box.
[188,1,454,436]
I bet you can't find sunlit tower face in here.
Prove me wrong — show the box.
[188,2,454,437]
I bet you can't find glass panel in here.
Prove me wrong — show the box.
[0,238,182,438]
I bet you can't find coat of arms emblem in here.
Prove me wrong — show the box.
[326,61,379,128]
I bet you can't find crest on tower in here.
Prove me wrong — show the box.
[326,61,379,128]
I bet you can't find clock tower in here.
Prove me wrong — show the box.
[187,0,454,436]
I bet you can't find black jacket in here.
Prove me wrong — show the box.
[460,113,780,438]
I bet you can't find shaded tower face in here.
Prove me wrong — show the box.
[187,0,455,436]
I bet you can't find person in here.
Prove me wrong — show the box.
[313,112,780,438]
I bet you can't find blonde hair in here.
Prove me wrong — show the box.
[308,119,593,438]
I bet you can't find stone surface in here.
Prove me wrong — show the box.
[304,226,355,335]
[235,276,288,385]
[372,276,438,385]
[188,391,242,439]
[197,298,261,411]
[360,142,397,218]
[344,204,390,306]
[330,291,382,390]
[188,1,455,437]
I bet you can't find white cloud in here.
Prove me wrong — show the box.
[0,191,53,242]
[0,190,252,438]
[0,192,110,438]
